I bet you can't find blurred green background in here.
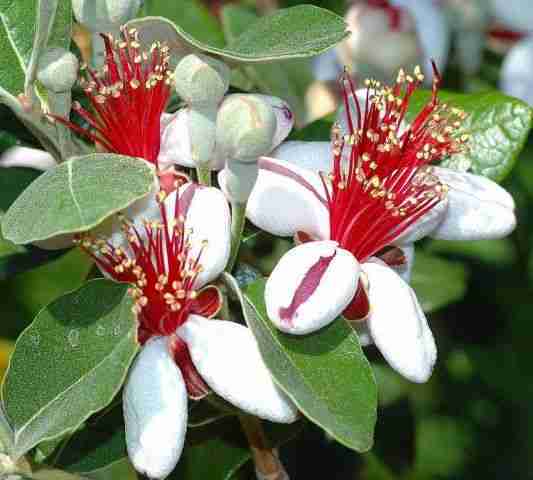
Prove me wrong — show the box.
[1,0,533,478]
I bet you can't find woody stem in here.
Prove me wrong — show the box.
[239,415,289,480]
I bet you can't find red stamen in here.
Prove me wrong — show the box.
[77,187,220,341]
[327,67,467,263]
[53,26,172,166]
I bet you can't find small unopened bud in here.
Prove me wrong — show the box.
[37,48,79,93]
[174,54,230,107]
[217,94,277,203]
[71,0,142,32]
[216,94,277,163]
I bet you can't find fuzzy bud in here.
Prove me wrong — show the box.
[37,48,79,93]
[174,54,230,107]
[216,94,277,163]
[217,95,277,203]
[71,0,142,32]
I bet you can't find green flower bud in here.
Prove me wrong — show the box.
[174,54,230,107]
[216,94,277,163]
[37,48,79,93]
[72,0,142,32]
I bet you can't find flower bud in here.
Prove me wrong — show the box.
[71,0,142,32]
[174,54,230,107]
[216,94,277,163]
[37,48,79,93]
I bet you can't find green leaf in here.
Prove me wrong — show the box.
[2,154,155,245]
[2,279,139,457]
[236,276,377,453]
[0,0,72,99]
[57,405,127,476]
[129,5,347,65]
[140,0,225,47]
[0,213,25,258]
[221,5,312,122]
[0,166,41,212]
[406,90,533,182]
[411,251,468,313]
[427,238,517,267]
[171,417,301,480]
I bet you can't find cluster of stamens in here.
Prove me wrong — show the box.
[323,65,468,262]
[54,26,173,165]
[75,190,208,341]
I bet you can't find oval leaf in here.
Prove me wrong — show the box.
[228,275,377,453]
[2,279,139,457]
[128,5,347,65]
[2,154,155,245]
[0,0,72,99]
[407,90,533,182]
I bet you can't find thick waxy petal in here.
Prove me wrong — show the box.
[108,183,161,252]
[363,262,436,383]
[271,141,332,173]
[265,241,360,335]
[394,198,448,245]
[178,315,298,423]
[431,167,516,240]
[173,184,231,287]
[158,109,195,169]
[0,146,56,171]
[123,337,188,480]
[245,157,330,239]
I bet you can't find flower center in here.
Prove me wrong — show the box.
[77,185,220,341]
[324,67,468,263]
[55,26,172,165]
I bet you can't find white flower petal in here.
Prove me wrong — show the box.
[123,337,187,480]
[431,167,517,240]
[108,184,161,252]
[0,146,56,171]
[363,262,436,383]
[245,157,330,239]
[176,183,231,286]
[158,109,195,170]
[394,198,448,245]
[178,315,298,423]
[500,36,533,106]
[271,141,332,173]
[265,240,360,335]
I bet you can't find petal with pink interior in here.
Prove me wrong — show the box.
[244,157,330,239]
[265,240,360,335]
